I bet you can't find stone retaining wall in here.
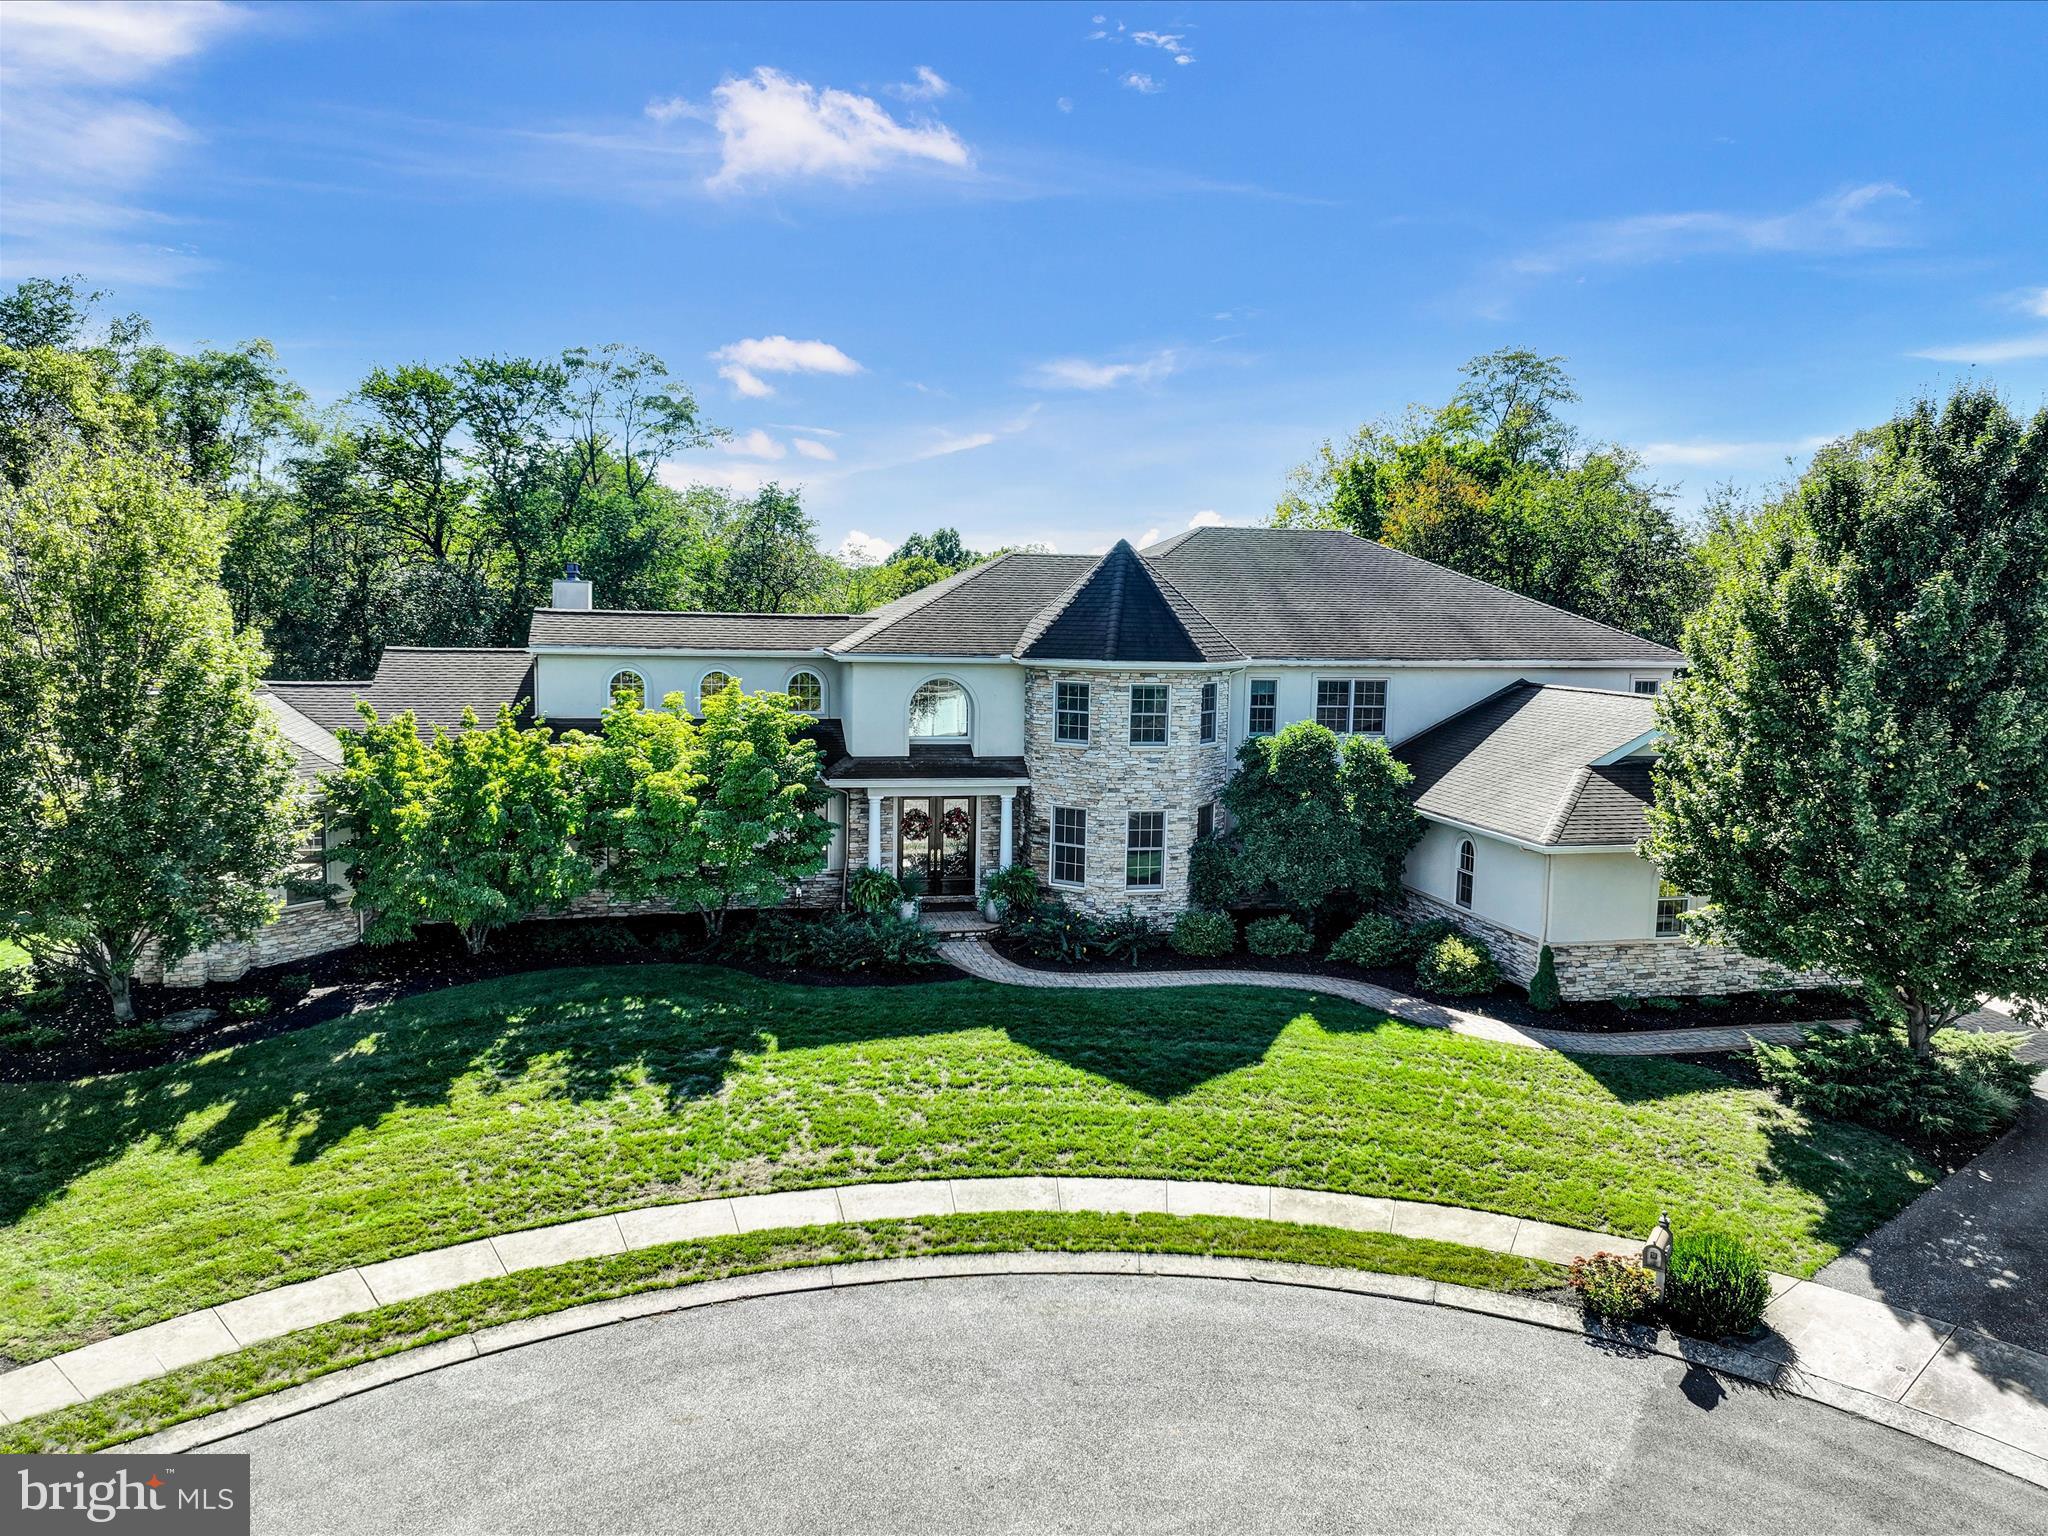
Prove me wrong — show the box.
[143,903,365,986]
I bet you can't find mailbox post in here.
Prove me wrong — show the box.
[1642,1212,1673,1299]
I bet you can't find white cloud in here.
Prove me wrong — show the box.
[1136,526,1163,547]
[1909,334,2048,365]
[885,66,952,104]
[1188,509,1227,528]
[1511,183,1915,277]
[836,530,894,564]
[1132,30,1194,65]
[1057,97,1075,114]
[720,428,787,460]
[1027,348,1180,390]
[912,431,996,460]
[793,437,838,461]
[711,335,863,398]
[1120,71,1163,95]
[0,2,246,285]
[655,66,971,192]
[2027,286,2048,319]
[0,0,244,86]
[1636,435,1836,468]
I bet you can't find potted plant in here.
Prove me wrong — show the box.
[981,863,1040,924]
[896,865,927,921]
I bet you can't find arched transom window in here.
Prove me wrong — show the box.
[608,669,645,710]
[698,671,733,711]
[908,679,970,741]
[786,670,823,713]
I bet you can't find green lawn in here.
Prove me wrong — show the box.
[0,964,1933,1362]
[0,1210,1559,1453]
[0,938,27,973]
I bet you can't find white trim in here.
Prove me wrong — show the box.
[1455,837,1476,909]
[823,652,1017,666]
[782,667,826,714]
[1629,675,1666,696]
[1311,673,1389,737]
[1127,681,1171,748]
[1418,810,1637,857]
[1124,807,1168,890]
[529,645,830,659]
[606,667,647,708]
[695,667,736,709]
[1238,657,1680,670]
[1053,678,1092,747]
[1049,804,1088,889]
[906,673,975,747]
[1591,728,1662,766]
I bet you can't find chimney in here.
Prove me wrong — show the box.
[551,561,593,611]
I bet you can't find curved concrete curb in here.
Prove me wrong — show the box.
[935,937,1857,1057]
[118,1254,2048,1492]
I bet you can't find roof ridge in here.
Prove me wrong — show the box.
[1011,557,1103,658]
[1140,554,1245,660]
[534,609,856,620]
[1542,765,1597,845]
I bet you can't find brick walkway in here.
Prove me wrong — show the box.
[935,936,1852,1058]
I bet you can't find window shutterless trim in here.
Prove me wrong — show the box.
[1199,681,1217,743]
[1054,679,1091,745]
[1128,683,1169,747]
[1247,678,1277,738]
[1050,805,1088,887]
[1125,809,1166,889]
[1455,838,1475,909]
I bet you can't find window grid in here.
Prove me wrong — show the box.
[1052,807,1087,886]
[1656,881,1688,937]
[786,671,823,712]
[282,822,329,909]
[1456,840,1475,909]
[1129,684,1169,746]
[909,679,970,740]
[1633,678,1662,696]
[608,670,646,709]
[1196,802,1215,842]
[1248,679,1277,737]
[698,671,732,710]
[1126,811,1166,889]
[1317,678,1387,735]
[1055,681,1090,743]
[1199,682,1218,743]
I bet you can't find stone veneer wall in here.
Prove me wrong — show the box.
[1400,886,1833,1001]
[143,903,365,986]
[843,792,1010,896]
[1023,669,1235,921]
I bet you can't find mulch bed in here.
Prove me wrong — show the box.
[985,936,1862,1039]
[0,913,950,1085]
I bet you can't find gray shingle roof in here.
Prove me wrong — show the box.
[529,610,855,651]
[256,693,343,783]
[1394,681,1660,846]
[1146,526,1683,663]
[264,649,535,737]
[834,553,1099,655]
[1016,540,1243,663]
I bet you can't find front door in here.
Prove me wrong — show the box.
[897,796,976,897]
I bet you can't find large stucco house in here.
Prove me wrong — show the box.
[150,526,1808,1001]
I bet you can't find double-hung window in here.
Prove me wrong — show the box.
[1196,802,1215,842]
[1055,681,1091,744]
[1199,682,1218,743]
[1052,808,1087,886]
[1248,679,1277,737]
[1455,839,1475,909]
[1655,880,1690,937]
[1129,684,1169,746]
[1126,811,1165,889]
[282,821,330,909]
[1316,677,1387,735]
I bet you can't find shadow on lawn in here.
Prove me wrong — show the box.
[0,967,1356,1226]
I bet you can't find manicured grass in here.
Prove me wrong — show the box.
[0,965,1933,1361]
[0,939,27,973]
[0,1211,1561,1454]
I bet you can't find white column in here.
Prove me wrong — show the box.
[998,791,1015,869]
[867,790,884,870]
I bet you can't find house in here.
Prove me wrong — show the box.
[151,526,1809,1000]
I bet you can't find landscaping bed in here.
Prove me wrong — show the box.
[985,933,1859,1037]
[0,912,947,1084]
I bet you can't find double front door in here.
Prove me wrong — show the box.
[897,796,975,897]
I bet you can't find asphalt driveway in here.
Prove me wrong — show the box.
[217,1274,2043,1534]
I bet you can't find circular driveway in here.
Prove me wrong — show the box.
[219,1274,2044,1534]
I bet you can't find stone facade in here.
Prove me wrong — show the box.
[1022,669,1234,921]
[844,792,1011,900]
[1402,886,1833,1001]
[142,902,364,986]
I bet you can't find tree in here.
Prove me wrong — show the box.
[893,528,976,567]
[0,446,302,1021]
[582,681,831,936]
[692,483,829,612]
[327,706,592,954]
[1201,722,1423,917]
[1645,386,2048,1053]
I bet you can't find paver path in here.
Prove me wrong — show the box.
[937,936,1850,1057]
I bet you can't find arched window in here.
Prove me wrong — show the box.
[1455,839,1475,909]
[608,669,645,710]
[908,678,970,741]
[786,670,823,713]
[698,671,733,711]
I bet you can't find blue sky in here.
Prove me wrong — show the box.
[3,1,2045,560]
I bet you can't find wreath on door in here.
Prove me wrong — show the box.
[899,806,932,841]
[941,805,972,842]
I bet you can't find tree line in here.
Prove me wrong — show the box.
[0,278,988,681]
